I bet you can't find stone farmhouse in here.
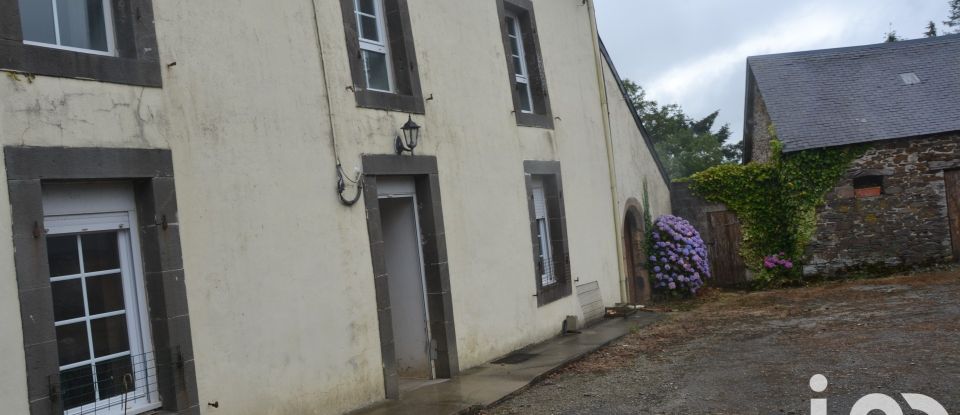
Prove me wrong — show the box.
[744,34,960,276]
[0,0,669,414]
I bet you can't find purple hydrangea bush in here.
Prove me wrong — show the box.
[762,253,793,275]
[763,253,793,270]
[649,215,710,295]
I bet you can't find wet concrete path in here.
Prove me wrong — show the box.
[349,313,664,415]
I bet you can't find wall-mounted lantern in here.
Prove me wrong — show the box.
[395,115,421,155]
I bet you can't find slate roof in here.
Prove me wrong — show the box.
[745,34,960,154]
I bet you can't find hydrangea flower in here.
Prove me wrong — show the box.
[763,253,794,271]
[649,215,710,295]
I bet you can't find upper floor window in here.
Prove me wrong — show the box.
[505,12,533,114]
[355,0,393,92]
[339,0,424,113]
[19,0,116,56]
[497,0,553,129]
[0,0,162,86]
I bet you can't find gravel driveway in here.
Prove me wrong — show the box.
[483,269,960,414]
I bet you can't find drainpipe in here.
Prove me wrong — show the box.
[586,1,627,303]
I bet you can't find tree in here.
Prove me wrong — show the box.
[884,29,901,42]
[946,0,960,33]
[924,21,938,37]
[622,80,741,179]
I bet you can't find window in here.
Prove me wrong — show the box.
[5,147,198,415]
[19,0,117,56]
[497,0,553,129]
[505,12,533,114]
[43,184,159,414]
[339,0,424,113]
[0,0,161,85]
[853,175,884,198]
[355,0,393,92]
[524,161,571,306]
[531,179,556,286]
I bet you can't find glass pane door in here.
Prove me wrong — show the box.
[46,230,146,413]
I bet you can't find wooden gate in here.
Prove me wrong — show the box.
[945,169,960,261]
[706,210,747,285]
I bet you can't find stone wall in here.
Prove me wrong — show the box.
[672,182,725,244]
[748,79,775,163]
[805,133,960,276]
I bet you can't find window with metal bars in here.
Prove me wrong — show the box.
[524,161,572,306]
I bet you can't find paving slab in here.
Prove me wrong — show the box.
[349,313,664,415]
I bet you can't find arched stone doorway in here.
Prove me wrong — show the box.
[623,201,650,303]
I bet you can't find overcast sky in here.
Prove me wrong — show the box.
[595,0,952,144]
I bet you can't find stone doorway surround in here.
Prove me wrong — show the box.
[361,155,458,400]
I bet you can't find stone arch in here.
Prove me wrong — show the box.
[623,198,650,303]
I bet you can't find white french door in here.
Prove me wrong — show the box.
[43,183,159,415]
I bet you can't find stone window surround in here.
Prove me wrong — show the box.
[496,0,553,130]
[523,160,571,306]
[339,0,425,114]
[0,0,162,87]
[361,154,458,399]
[4,146,198,415]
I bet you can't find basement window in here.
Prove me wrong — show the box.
[853,175,883,198]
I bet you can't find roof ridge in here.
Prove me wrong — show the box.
[747,33,960,63]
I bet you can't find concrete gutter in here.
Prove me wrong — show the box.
[348,313,665,415]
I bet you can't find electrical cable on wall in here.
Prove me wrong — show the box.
[336,162,363,205]
[309,0,363,206]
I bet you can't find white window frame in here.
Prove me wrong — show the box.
[43,184,159,415]
[505,12,534,114]
[354,0,394,93]
[22,0,118,57]
[532,179,556,286]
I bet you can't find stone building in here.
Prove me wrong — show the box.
[0,0,670,414]
[743,34,960,277]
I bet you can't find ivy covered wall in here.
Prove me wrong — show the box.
[688,137,863,286]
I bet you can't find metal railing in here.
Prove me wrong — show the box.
[51,346,184,415]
